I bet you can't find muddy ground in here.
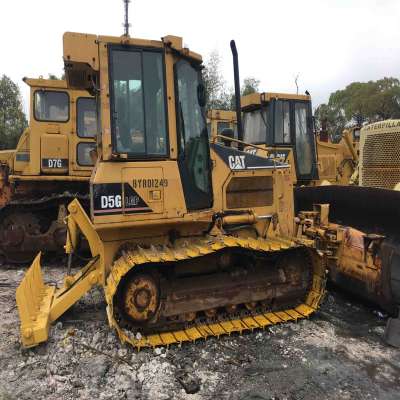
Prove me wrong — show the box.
[0,263,399,400]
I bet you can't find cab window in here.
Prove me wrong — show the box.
[243,109,268,144]
[274,100,291,144]
[109,47,168,157]
[294,102,314,176]
[77,142,97,166]
[217,122,230,134]
[77,98,97,138]
[34,91,69,122]
[175,59,213,210]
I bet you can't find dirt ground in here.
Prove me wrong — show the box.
[1,263,400,400]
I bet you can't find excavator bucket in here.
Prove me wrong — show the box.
[16,253,56,347]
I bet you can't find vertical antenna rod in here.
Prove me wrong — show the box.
[123,0,131,37]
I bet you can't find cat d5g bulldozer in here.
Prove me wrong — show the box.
[16,32,327,349]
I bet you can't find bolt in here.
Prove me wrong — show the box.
[23,328,33,338]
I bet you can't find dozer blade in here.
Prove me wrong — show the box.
[17,252,101,348]
[296,185,400,316]
[295,185,400,235]
[16,253,56,348]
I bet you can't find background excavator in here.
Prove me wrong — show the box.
[16,32,327,349]
[0,78,96,263]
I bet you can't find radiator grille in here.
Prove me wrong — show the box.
[226,176,273,208]
[361,131,400,189]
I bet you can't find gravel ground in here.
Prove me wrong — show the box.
[0,263,400,400]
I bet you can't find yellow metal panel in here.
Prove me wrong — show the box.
[264,312,282,324]
[16,254,56,347]
[160,332,177,345]
[173,330,190,342]
[219,320,236,334]
[242,317,261,329]
[306,290,323,309]
[274,311,293,322]
[253,314,272,327]
[196,325,214,337]
[208,323,226,336]
[295,304,315,317]
[184,327,203,341]
[146,334,163,347]
[285,309,302,320]
[230,319,249,332]
[50,258,101,321]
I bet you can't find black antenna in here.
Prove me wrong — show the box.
[123,0,131,37]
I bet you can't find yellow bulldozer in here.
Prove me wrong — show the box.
[207,109,237,139]
[228,91,400,345]
[0,78,96,263]
[205,93,359,187]
[296,119,400,345]
[317,125,360,185]
[240,91,359,186]
[16,32,328,349]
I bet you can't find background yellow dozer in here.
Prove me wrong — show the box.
[0,78,96,263]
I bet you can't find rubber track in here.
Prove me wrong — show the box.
[105,235,326,349]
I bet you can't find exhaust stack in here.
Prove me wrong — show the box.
[230,40,243,149]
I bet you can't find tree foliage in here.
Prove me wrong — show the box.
[241,77,260,96]
[0,75,27,150]
[202,50,260,111]
[315,77,400,140]
[202,50,232,110]
[48,73,66,80]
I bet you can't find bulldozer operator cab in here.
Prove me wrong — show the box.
[11,78,97,177]
[64,33,214,218]
[241,92,318,185]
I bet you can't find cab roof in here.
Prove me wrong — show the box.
[207,110,237,122]
[23,77,67,89]
[242,92,311,111]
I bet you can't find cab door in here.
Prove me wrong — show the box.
[291,101,318,183]
[270,99,318,184]
[35,89,70,175]
[175,59,213,211]
[70,93,97,175]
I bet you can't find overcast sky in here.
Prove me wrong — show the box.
[1,0,399,114]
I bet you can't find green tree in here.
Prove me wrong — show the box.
[229,76,261,109]
[203,50,232,110]
[315,77,400,141]
[203,51,261,111]
[0,75,27,150]
[48,73,66,80]
[241,77,260,96]
[314,103,346,142]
